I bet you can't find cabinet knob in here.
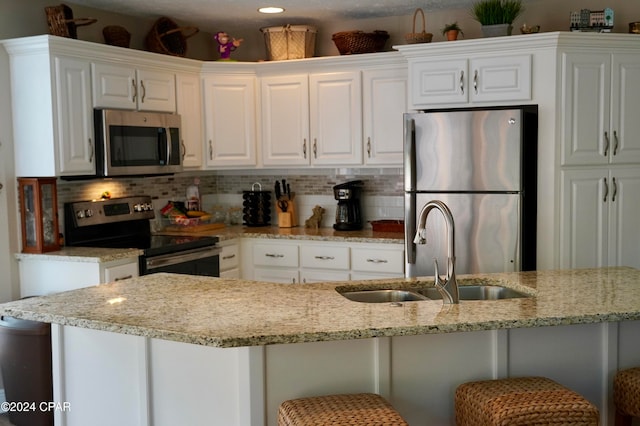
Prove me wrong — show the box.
[604,131,610,157]
[367,137,371,158]
[265,253,284,258]
[209,140,213,160]
[473,70,478,94]
[459,71,465,94]
[140,80,146,103]
[367,258,388,264]
[612,177,617,202]
[613,130,619,156]
[303,139,307,159]
[313,139,317,159]
[603,177,608,202]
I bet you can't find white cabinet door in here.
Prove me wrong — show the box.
[176,72,203,168]
[469,55,532,103]
[309,71,362,165]
[92,62,176,112]
[203,75,257,167]
[300,270,350,284]
[410,58,468,106]
[362,67,407,166]
[560,53,611,166]
[409,55,531,109]
[261,74,310,166]
[610,54,640,165]
[254,267,299,284]
[608,168,640,269]
[54,55,95,175]
[560,169,609,269]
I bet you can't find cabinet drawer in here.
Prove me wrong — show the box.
[253,267,299,284]
[300,245,350,270]
[351,247,404,274]
[220,243,239,271]
[104,262,139,282]
[253,243,299,268]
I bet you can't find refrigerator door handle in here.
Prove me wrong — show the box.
[405,193,417,266]
[404,116,417,191]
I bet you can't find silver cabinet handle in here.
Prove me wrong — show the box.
[612,177,617,202]
[367,258,388,264]
[314,256,335,260]
[114,275,133,281]
[604,131,610,157]
[88,138,94,163]
[140,80,146,103]
[303,139,307,159]
[209,140,213,160]
[613,130,619,156]
[265,253,284,258]
[459,70,464,94]
[603,177,608,202]
[222,254,236,260]
[473,70,478,94]
[132,78,137,103]
[367,137,371,158]
[181,140,186,160]
[313,138,317,159]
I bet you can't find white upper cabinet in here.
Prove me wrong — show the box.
[4,42,95,177]
[409,54,531,108]
[309,71,362,166]
[92,62,176,112]
[176,72,203,169]
[260,74,310,166]
[202,74,257,167]
[561,52,640,166]
[362,66,407,166]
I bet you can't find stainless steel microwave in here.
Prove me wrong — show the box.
[94,109,183,177]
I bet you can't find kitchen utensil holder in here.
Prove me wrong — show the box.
[276,192,297,228]
[242,183,271,227]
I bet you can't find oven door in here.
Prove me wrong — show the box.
[141,246,221,277]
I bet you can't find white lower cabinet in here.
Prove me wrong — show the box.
[17,255,139,297]
[219,239,240,279]
[242,239,404,283]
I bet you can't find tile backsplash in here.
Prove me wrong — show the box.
[56,169,404,229]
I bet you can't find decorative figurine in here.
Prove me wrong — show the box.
[214,31,243,60]
[304,205,325,230]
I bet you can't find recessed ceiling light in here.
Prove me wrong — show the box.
[258,6,285,14]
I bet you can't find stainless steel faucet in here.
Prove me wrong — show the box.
[413,200,459,304]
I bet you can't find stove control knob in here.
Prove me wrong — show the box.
[145,203,153,211]
[76,210,85,219]
[133,204,142,212]
[85,209,93,218]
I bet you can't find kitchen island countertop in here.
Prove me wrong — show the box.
[1,267,638,348]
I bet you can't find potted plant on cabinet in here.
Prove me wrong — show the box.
[442,22,464,41]
[471,0,523,37]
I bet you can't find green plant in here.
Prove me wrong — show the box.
[471,0,524,25]
[441,22,464,36]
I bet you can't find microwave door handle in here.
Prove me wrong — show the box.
[165,128,171,165]
[158,127,169,165]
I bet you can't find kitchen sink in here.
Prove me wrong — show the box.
[339,284,530,303]
[417,285,530,300]
[341,289,428,303]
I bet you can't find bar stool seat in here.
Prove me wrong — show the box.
[455,376,599,426]
[277,392,408,425]
[614,367,640,426]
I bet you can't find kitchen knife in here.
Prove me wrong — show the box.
[275,181,281,199]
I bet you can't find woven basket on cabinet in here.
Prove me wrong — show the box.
[331,30,389,55]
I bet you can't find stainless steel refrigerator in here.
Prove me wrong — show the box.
[404,106,537,278]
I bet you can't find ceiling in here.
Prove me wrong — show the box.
[70,0,476,32]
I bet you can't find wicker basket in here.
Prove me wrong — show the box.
[261,25,316,61]
[332,30,389,55]
[405,8,433,44]
[45,4,97,39]
[145,17,199,57]
[102,25,131,48]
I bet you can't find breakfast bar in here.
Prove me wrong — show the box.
[1,267,639,425]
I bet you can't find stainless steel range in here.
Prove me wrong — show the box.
[64,196,221,277]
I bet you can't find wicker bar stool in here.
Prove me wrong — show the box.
[277,392,408,425]
[455,376,599,426]
[614,367,640,426]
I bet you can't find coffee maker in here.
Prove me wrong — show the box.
[333,180,364,231]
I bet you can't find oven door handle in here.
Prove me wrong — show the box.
[145,246,222,271]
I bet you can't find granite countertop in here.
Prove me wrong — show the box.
[14,247,143,263]
[159,225,405,244]
[1,267,638,348]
